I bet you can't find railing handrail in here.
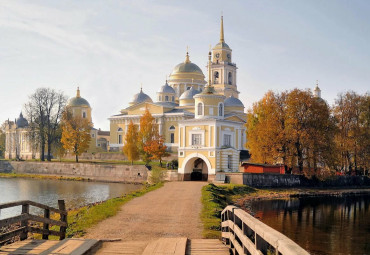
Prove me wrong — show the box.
[0,200,67,246]
[0,200,67,215]
[221,205,310,255]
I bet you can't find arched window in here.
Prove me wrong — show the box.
[219,103,223,116]
[117,127,123,132]
[169,125,175,131]
[165,95,169,101]
[228,72,232,85]
[82,111,86,118]
[214,71,219,84]
[170,133,175,143]
[197,103,203,115]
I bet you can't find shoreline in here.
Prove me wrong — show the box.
[234,187,370,215]
[0,172,145,185]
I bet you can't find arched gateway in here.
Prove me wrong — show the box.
[180,153,213,181]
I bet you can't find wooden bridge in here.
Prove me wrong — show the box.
[0,200,309,255]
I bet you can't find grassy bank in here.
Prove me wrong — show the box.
[201,184,256,238]
[0,172,87,181]
[65,182,163,237]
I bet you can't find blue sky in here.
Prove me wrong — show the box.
[0,0,369,130]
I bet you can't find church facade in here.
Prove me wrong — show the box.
[109,16,248,181]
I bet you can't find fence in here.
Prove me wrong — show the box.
[0,200,67,246]
[221,205,309,255]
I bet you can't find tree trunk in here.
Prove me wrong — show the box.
[295,140,303,173]
[75,154,78,163]
[40,138,45,161]
[47,141,52,161]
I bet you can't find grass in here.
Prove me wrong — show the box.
[32,182,164,240]
[0,172,87,181]
[201,183,256,238]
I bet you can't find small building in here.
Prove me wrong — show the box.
[65,87,110,153]
[240,162,285,174]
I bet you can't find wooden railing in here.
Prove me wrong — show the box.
[221,205,309,255]
[0,200,67,246]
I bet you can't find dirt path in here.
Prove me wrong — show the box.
[84,181,206,241]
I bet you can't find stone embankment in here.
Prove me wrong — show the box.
[0,161,147,183]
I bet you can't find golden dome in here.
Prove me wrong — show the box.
[170,52,204,77]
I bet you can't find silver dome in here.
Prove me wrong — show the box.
[179,87,200,100]
[224,95,244,107]
[131,89,153,104]
[158,82,175,94]
[16,112,29,128]
[68,97,90,107]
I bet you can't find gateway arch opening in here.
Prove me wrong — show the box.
[190,158,208,181]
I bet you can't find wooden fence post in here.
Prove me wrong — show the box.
[58,200,67,240]
[42,209,50,240]
[20,203,29,241]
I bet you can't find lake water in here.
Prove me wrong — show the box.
[248,193,370,255]
[0,178,141,219]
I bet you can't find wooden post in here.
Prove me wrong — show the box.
[42,208,50,240]
[20,203,29,241]
[58,200,67,240]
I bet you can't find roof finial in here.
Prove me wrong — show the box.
[185,46,190,63]
[140,83,143,92]
[316,80,319,87]
[220,15,225,43]
[76,87,81,98]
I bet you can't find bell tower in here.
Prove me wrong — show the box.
[209,16,239,98]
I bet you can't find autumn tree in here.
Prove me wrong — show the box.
[246,91,289,165]
[138,108,157,164]
[333,91,369,174]
[24,88,67,161]
[144,133,169,167]
[123,121,140,165]
[246,88,337,177]
[60,109,91,162]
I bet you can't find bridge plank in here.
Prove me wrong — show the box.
[0,239,99,255]
[142,238,187,255]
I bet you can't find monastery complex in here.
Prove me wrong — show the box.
[4,17,322,181]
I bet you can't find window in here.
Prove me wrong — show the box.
[224,134,231,147]
[209,107,213,115]
[219,103,223,116]
[118,134,122,144]
[187,87,191,90]
[197,103,203,115]
[170,133,175,143]
[227,155,232,169]
[214,71,219,84]
[191,134,202,145]
[82,112,87,118]
[91,133,95,138]
[172,96,174,102]
[165,95,169,101]
[228,72,232,85]
[117,127,123,132]
[169,125,175,131]
[98,144,101,147]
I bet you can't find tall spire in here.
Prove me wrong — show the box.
[76,87,80,98]
[220,15,224,43]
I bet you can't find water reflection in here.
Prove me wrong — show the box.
[0,178,141,219]
[248,194,370,255]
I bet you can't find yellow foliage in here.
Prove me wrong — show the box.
[61,109,92,162]
[123,121,140,164]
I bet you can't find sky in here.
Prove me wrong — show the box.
[0,0,369,130]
